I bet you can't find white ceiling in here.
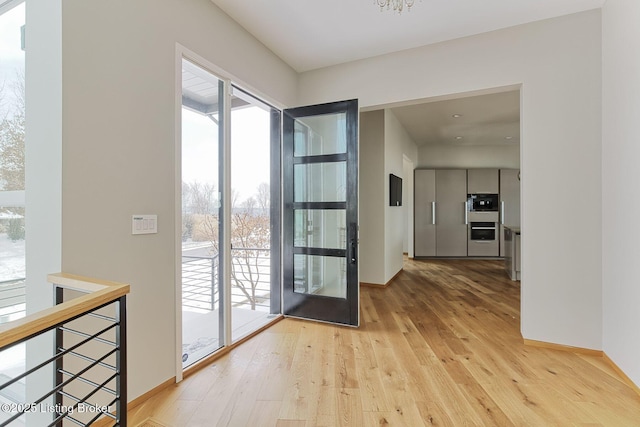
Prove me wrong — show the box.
[210,0,604,73]
[209,0,603,147]
[388,89,520,147]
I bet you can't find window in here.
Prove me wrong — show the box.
[0,0,25,324]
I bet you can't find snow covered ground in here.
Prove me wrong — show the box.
[0,233,25,282]
[0,233,26,323]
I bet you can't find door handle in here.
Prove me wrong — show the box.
[349,223,358,265]
[431,201,436,225]
[464,201,468,225]
[501,201,505,225]
[350,238,357,264]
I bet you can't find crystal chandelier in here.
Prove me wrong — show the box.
[376,0,415,14]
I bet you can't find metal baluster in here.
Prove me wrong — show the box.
[116,296,127,427]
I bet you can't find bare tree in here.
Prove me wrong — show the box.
[0,73,25,192]
[186,181,217,215]
[0,113,25,191]
[256,182,270,212]
[204,183,271,310]
[181,180,220,241]
[0,72,25,241]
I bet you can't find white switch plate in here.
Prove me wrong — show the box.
[132,214,157,235]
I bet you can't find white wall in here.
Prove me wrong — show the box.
[602,0,640,387]
[25,2,63,424]
[384,110,417,282]
[418,145,520,169]
[300,11,603,350]
[26,0,62,312]
[402,157,413,255]
[359,111,385,284]
[359,109,418,285]
[59,0,296,400]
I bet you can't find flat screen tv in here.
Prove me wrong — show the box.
[389,174,402,206]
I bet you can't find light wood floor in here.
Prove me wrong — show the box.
[129,259,640,426]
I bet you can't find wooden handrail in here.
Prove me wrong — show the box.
[0,273,130,349]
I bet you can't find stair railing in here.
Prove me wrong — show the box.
[0,273,129,427]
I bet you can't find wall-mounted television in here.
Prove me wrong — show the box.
[389,174,402,206]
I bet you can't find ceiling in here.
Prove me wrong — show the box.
[388,89,520,147]
[210,0,604,73]
[208,0,603,147]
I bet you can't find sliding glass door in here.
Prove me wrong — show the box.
[179,58,281,370]
[229,86,281,342]
[180,59,224,368]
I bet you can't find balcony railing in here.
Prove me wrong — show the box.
[0,279,26,324]
[0,274,129,427]
[181,247,271,313]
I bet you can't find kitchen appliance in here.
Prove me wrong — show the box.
[468,193,499,212]
[468,221,499,256]
[469,222,496,240]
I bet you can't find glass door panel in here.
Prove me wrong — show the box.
[294,209,346,249]
[293,162,346,202]
[180,58,223,368]
[293,113,347,156]
[229,86,281,342]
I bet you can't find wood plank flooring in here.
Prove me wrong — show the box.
[129,259,640,426]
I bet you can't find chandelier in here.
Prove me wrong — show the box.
[376,0,415,14]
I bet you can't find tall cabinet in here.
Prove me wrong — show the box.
[414,169,468,257]
[414,169,436,256]
[499,169,521,257]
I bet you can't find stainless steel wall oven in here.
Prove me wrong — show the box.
[469,222,497,241]
[468,221,499,257]
[468,193,499,212]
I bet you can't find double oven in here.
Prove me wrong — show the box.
[467,194,499,256]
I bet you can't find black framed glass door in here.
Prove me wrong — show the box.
[282,99,359,326]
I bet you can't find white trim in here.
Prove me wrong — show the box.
[174,45,183,383]
[222,79,233,346]
[402,155,414,259]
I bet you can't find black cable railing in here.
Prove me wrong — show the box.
[0,274,129,427]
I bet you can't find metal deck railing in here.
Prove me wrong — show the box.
[0,279,26,324]
[181,248,271,313]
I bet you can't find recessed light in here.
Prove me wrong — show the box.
[452,114,462,118]
[505,136,513,140]
[455,136,463,140]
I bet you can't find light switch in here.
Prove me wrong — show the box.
[132,215,158,235]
